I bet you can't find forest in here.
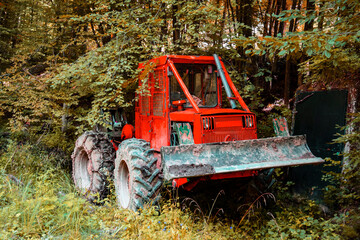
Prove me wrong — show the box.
[0,0,359,238]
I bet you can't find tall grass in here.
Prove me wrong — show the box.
[0,142,244,239]
[0,140,342,239]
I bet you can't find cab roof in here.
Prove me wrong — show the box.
[138,55,220,69]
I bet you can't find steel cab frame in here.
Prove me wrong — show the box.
[135,55,257,151]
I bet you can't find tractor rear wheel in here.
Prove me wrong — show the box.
[72,131,115,202]
[114,138,162,211]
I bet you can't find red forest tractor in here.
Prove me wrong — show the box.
[72,54,323,210]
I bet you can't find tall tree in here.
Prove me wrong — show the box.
[236,0,360,97]
[0,0,19,72]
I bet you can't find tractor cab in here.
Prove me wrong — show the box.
[135,55,257,151]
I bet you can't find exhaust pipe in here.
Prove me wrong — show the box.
[213,54,237,109]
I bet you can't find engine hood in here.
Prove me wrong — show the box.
[169,108,254,122]
[199,108,254,116]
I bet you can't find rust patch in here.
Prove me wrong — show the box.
[168,164,215,178]
[294,152,314,160]
[192,145,204,157]
[293,137,303,146]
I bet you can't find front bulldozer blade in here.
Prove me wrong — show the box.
[161,135,324,180]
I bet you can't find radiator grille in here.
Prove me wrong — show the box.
[243,115,255,128]
[202,114,256,143]
[202,117,215,131]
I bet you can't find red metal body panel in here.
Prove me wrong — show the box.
[169,110,197,122]
[172,170,258,190]
[202,114,257,143]
[135,64,170,148]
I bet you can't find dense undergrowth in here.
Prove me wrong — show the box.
[1,112,359,239]
[0,137,352,239]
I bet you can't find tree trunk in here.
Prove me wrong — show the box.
[228,0,236,35]
[172,4,180,46]
[272,0,281,37]
[297,0,315,87]
[219,0,227,45]
[304,0,315,31]
[318,2,324,30]
[342,87,358,174]
[284,57,291,106]
[284,0,300,105]
[278,0,286,36]
[268,0,276,35]
[243,0,253,37]
[263,0,271,36]
[61,103,69,133]
[289,0,298,32]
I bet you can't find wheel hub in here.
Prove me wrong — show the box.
[87,158,93,177]
[77,150,91,190]
[118,160,130,208]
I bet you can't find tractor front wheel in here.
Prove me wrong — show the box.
[114,139,162,211]
[72,131,115,202]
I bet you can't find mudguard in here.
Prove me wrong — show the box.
[161,135,324,180]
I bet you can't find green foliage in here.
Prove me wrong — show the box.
[0,0,20,71]
[0,142,244,239]
[0,0,359,237]
[0,138,346,239]
[0,0,95,139]
[0,0,246,137]
[1,0,358,139]
[321,113,360,206]
[316,112,360,238]
[235,0,360,86]
[253,208,341,239]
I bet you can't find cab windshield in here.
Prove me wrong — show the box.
[170,63,218,108]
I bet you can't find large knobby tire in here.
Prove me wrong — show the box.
[72,131,115,202]
[114,138,162,211]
